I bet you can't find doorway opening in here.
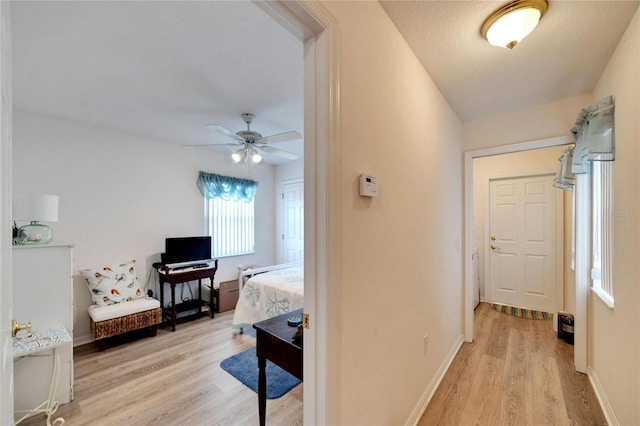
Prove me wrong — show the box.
[473,150,565,313]
[463,136,585,370]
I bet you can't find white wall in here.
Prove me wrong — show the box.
[590,7,640,424]
[463,93,593,151]
[472,146,568,304]
[320,2,463,424]
[12,109,276,344]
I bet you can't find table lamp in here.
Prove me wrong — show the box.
[13,193,59,245]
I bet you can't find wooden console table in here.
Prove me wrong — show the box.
[153,260,218,331]
[253,309,303,426]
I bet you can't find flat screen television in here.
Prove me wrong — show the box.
[163,236,212,266]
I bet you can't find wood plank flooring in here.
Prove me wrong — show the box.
[19,310,303,426]
[419,303,607,426]
[19,303,605,426]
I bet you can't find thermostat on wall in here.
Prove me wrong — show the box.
[359,174,378,197]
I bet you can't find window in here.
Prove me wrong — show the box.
[590,161,614,307]
[197,171,258,258]
[565,95,615,308]
[205,196,255,258]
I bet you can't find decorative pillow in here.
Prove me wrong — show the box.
[80,260,144,306]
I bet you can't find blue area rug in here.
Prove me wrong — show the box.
[220,346,301,399]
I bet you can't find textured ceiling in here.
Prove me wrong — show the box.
[11,1,304,164]
[11,1,640,164]
[380,0,639,121]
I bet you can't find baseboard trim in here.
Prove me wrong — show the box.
[405,334,464,425]
[588,367,618,426]
[74,334,93,347]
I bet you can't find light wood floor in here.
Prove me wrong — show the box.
[20,303,605,426]
[19,310,303,426]
[419,302,606,426]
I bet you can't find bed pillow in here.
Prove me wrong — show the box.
[80,260,144,306]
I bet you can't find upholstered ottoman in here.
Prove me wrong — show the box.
[81,260,163,350]
[88,298,162,350]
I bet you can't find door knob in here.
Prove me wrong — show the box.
[490,245,500,250]
[490,236,496,241]
[12,319,32,338]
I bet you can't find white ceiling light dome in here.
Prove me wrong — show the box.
[481,0,548,49]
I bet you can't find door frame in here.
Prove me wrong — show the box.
[0,1,12,423]
[483,171,564,311]
[255,2,340,424]
[464,136,588,372]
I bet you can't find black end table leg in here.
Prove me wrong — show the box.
[258,356,266,426]
[170,284,176,332]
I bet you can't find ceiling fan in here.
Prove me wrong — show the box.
[200,113,302,165]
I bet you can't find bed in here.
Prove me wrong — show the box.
[232,262,303,330]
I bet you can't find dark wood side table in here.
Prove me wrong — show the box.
[253,308,303,426]
[153,259,218,331]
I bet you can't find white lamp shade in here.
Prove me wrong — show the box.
[13,193,59,223]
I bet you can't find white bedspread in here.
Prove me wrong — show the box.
[232,265,303,328]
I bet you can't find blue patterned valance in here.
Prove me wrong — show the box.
[197,171,258,202]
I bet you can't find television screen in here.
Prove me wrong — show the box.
[164,236,212,265]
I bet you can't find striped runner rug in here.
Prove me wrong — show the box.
[491,303,553,320]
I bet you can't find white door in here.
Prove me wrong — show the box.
[282,180,304,263]
[0,1,13,423]
[488,174,562,312]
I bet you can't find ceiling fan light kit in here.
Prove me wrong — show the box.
[203,113,301,167]
[481,0,548,49]
[232,145,263,165]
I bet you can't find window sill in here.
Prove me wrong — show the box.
[591,286,614,309]
[213,251,256,259]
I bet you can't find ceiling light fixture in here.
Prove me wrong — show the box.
[231,148,245,164]
[232,145,263,165]
[251,151,263,164]
[481,0,548,49]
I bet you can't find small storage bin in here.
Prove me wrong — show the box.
[557,312,574,345]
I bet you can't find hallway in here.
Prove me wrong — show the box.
[419,303,606,425]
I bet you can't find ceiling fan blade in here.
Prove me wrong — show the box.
[259,145,299,160]
[206,125,245,142]
[183,142,240,148]
[257,130,302,144]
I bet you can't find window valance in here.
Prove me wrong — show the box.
[197,171,258,202]
[554,96,615,191]
[571,95,615,174]
[552,145,575,191]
